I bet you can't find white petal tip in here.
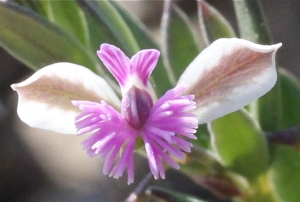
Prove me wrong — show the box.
[11,84,17,90]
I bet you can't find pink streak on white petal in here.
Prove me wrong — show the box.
[178,38,282,123]
[11,62,120,134]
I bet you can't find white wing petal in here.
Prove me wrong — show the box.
[12,62,120,134]
[178,38,282,123]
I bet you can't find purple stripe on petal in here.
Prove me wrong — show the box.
[131,50,160,85]
[97,44,131,87]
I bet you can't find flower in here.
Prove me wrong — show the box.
[11,38,281,184]
[71,44,198,184]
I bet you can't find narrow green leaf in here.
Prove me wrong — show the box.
[110,1,157,50]
[0,2,96,72]
[278,68,300,130]
[39,1,88,46]
[84,12,122,56]
[198,0,236,42]
[257,67,300,132]
[11,0,47,16]
[269,145,300,202]
[161,3,200,82]
[12,0,112,58]
[233,0,272,44]
[250,81,282,132]
[77,0,139,56]
[209,109,269,180]
[11,0,91,54]
[111,1,173,96]
[10,0,99,65]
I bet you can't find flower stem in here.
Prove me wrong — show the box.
[124,172,154,202]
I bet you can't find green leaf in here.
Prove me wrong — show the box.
[13,0,116,58]
[0,2,97,72]
[257,67,300,133]
[11,0,47,16]
[161,3,200,82]
[11,1,90,48]
[73,1,122,55]
[111,1,173,96]
[39,1,89,46]
[209,109,269,180]
[250,81,282,132]
[147,186,206,202]
[198,0,236,42]
[77,0,139,56]
[194,124,210,149]
[278,68,300,129]
[269,145,300,202]
[84,12,122,57]
[233,0,272,44]
[110,1,157,50]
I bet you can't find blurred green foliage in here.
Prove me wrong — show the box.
[1,0,300,201]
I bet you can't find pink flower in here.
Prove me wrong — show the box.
[71,44,197,184]
[11,39,281,184]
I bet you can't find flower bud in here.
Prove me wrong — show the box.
[121,86,153,129]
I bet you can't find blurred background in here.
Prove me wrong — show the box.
[1,0,299,201]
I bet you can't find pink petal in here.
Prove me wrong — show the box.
[97,44,131,88]
[131,50,160,85]
[141,84,197,179]
[73,100,138,184]
[97,43,159,97]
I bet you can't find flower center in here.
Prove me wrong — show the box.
[121,86,153,129]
